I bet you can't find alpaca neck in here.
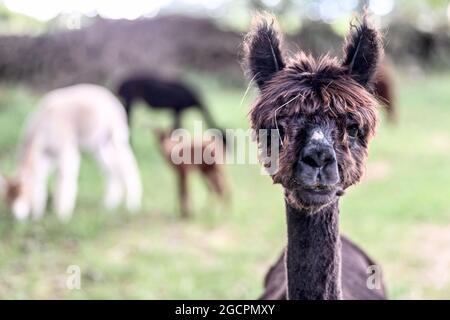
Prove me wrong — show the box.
[285,200,342,300]
[18,142,38,179]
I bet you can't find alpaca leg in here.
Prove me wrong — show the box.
[205,169,230,206]
[31,157,52,220]
[31,185,47,220]
[178,169,189,218]
[54,148,80,222]
[95,144,123,211]
[124,101,133,126]
[11,198,31,221]
[124,99,135,145]
[173,110,182,130]
[115,143,142,212]
[206,168,228,202]
[199,170,216,213]
[197,104,217,129]
[104,174,123,211]
[204,169,223,198]
[216,169,230,204]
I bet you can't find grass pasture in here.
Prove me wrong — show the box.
[0,72,449,299]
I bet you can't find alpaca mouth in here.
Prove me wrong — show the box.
[303,185,335,194]
[300,185,337,199]
[287,184,342,209]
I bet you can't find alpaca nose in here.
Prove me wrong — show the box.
[300,145,335,169]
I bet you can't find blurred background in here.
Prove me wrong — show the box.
[0,0,449,299]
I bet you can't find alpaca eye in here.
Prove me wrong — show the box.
[347,124,359,138]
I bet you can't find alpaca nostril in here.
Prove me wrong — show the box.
[301,147,335,169]
[302,154,321,168]
[321,152,335,167]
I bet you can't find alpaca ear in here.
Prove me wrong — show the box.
[342,16,383,88]
[243,13,285,90]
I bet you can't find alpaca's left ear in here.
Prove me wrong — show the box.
[342,16,383,88]
[243,13,285,90]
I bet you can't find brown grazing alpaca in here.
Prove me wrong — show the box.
[374,63,396,122]
[154,130,229,218]
[243,14,387,300]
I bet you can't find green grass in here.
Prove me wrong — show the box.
[0,72,450,299]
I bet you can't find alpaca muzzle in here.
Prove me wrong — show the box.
[296,133,340,189]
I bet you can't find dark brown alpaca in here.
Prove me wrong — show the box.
[243,14,387,300]
[117,75,219,130]
[154,130,229,218]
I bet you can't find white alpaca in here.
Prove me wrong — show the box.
[0,84,142,221]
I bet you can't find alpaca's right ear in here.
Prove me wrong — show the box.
[243,14,285,90]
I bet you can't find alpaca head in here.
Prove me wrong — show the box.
[0,175,30,220]
[244,14,382,212]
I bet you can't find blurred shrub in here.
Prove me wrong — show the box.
[0,14,449,91]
